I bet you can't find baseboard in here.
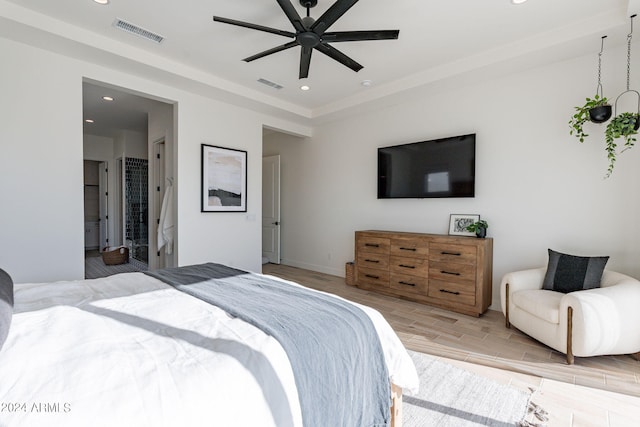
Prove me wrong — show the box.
[279,259,343,278]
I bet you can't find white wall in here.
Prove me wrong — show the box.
[0,39,84,282]
[0,36,304,282]
[176,96,264,269]
[84,134,114,160]
[113,130,148,160]
[264,43,640,310]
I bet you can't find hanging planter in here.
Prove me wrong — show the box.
[569,36,612,142]
[569,95,611,142]
[603,15,639,177]
[604,107,640,177]
[589,103,613,123]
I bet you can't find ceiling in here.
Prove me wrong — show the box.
[82,81,169,138]
[3,0,640,124]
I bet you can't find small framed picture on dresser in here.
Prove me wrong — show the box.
[448,214,480,236]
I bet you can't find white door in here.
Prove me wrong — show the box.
[98,162,109,250]
[262,155,281,264]
[153,139,166,269]
[114,157,125,247]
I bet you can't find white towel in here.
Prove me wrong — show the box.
[158,184,174,255]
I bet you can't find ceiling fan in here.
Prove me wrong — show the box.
[213,0,399,79]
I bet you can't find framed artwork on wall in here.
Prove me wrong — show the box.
[201,144,247,212]
[448,214,480,236]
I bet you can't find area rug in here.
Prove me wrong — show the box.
[85,255,148,279]
[404,350,543,427]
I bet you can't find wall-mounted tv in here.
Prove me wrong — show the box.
[378,133,475,199]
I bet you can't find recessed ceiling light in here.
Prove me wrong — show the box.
[511,0,527,4]
[300,85,310,91]
[102,96,114,101]
[94,0,109,4]
[361,80,373,87]
[85,119,94,123]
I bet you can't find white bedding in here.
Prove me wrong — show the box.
[0,271,418,427]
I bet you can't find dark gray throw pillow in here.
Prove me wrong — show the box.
[542,249,609,293]
[0,268,14,351]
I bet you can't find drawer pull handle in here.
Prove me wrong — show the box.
[365,243,380,248]
[365,274,380,279]
[399,264,415,269]
[399,247,417,251]
[439,289,460,295]
[365,259,380,263]
[399,281,416,287]
[441,270,461,276]
[441,251,461,256]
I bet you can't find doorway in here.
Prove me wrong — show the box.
[82,79,176,277]
[262,155,281,264]
[262,129,308,269]
[83,160,104,254]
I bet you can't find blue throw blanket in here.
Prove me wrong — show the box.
[146,263,390,427]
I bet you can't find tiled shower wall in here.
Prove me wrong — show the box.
[125,157,148,263]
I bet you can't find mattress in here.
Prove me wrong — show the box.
[0,269,418,427]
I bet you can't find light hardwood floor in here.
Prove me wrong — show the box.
[262,263,640,427]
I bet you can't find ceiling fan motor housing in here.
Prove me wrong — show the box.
[298,15,320,47]
[297,30,321,47]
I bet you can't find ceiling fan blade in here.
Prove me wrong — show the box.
[243,41,298,62]
[314,42,363,72]
[322,29,399,42]
[311,0,360,35]
[299,46,312,79]
[213,16,295,38]
[276,0,306,32]
[243,41,299,62]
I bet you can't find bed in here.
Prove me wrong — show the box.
[0,263,419,427]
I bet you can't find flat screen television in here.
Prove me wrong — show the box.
[378,133,475,199]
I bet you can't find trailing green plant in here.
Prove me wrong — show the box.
[466,220,488,234]
[603,112,640,177]
[569,95,610,142]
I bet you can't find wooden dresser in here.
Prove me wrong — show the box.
[355,230,493,317]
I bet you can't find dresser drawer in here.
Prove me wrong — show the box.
[390,256,429,276]
[429,243,477,265]
[357,267,390,288]
[429,261,476,283]
[357,252,390,270]
[356,236,390,255]
[390,238,429,258]
[428,279,476,306]
[390,273,428,294]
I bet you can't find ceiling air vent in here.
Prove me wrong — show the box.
[113,18,164,44]
[257,78,283,90]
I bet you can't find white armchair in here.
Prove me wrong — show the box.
[500,268,640,364]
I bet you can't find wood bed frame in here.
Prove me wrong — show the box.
[391,383,403,427]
